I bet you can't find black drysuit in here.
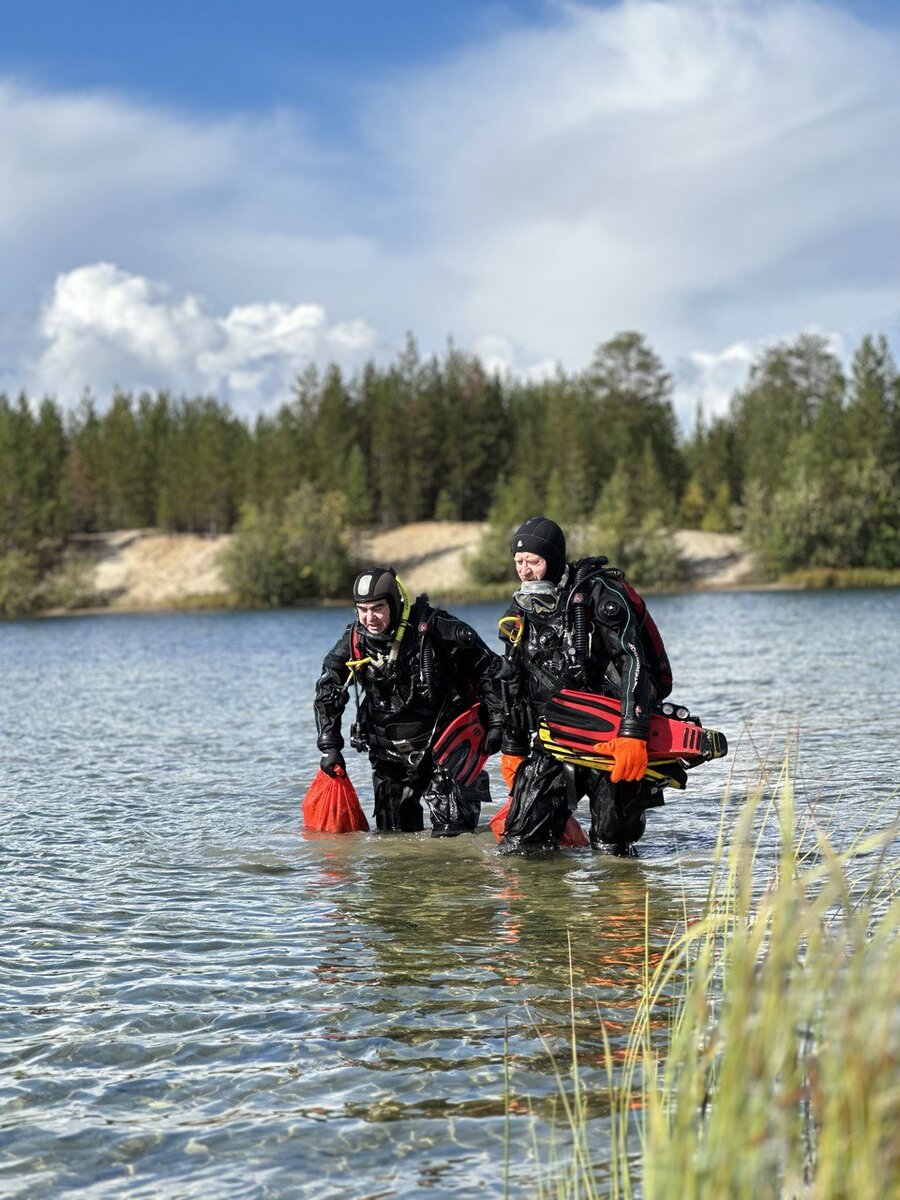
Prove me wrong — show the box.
[314,596,503,833]
[499,562,665,851]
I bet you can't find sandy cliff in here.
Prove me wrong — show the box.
[73,523,756,611]
[73,530,232,608]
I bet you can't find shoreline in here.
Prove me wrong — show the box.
[38,574,872,623]
[20,524,900,621]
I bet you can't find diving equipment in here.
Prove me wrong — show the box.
[353,566,403,628]
[538,688,727,786]
[513,580,561,615]
[432,703,488,787]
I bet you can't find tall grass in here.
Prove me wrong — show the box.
[523,762,899,1199]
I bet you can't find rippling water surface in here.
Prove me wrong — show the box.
[2,591,898,1198]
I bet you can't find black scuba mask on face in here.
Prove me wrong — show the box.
[514,580,561,615]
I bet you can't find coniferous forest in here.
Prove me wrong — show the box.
[1,329,899,613]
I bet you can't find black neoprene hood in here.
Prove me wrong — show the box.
[510,517,567,583]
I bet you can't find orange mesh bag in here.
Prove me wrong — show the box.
[301,767,369,833]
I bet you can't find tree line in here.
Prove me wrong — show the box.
[1,329,898,610]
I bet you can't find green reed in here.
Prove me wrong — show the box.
[518,759,899,1200]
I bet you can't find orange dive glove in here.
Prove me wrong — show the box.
[500,752,525,793]
[607,737,648,783]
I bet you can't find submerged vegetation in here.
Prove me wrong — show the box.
[518,763,898,1199]
[1,328,899,614]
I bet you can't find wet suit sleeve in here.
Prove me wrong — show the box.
[591,580,652,740]
[313,624,353,752]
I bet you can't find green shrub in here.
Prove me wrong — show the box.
[40,554,101,611]
[220,504,301,606]
[465,477,534,586]
[281,483,354,599]
[0,551,40,618]
[744,443,900,575]
[589,459,686,587]
[590,507,686,588]
[221,483,354,605]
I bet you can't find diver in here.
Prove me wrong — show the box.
[314,567,505,835]
[497,516,669,854]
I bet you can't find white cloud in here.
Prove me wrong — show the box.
[2,2,900,420]
[673,340,758,429]
[672,327,850,426]
[472,333,559,383]
[32,263,376,410]
[372,0,900,382]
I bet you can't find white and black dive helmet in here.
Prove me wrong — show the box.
[353,566,402,632]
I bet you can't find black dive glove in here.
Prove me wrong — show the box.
[320,749,346,778]
[483,725,503,756]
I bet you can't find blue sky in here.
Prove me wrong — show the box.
[2,0,899,423]
[0,2,555,121]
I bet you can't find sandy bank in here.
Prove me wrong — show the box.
[71,530,233,609]
[69,523,757,612]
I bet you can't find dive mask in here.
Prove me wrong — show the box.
[514,580,561,615]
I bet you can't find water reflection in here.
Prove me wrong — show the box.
[1,592,898,1198]
[293,837,685,1118]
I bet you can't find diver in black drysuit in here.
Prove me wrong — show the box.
[314,567,504,834]
[499,517,666,853]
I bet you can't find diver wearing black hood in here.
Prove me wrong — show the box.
[498,517,666,853]
[314,567,504,834]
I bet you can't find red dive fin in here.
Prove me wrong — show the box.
[433,703,488,787]
[302,767,369,833]
[543,689,728,763]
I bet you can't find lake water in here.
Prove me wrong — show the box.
[2,590,898,1198]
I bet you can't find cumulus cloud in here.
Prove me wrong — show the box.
[2,1,900,419]
[0,76,396,402]
[32,263,376,409]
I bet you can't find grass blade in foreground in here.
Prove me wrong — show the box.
[529,759,899,1199]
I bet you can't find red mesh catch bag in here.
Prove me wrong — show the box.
[301,768,369,833]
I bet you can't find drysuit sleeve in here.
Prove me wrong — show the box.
[590,580,652,740]
[432,612,505,730]
[313,625,353,752]
[497,603,532,755]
